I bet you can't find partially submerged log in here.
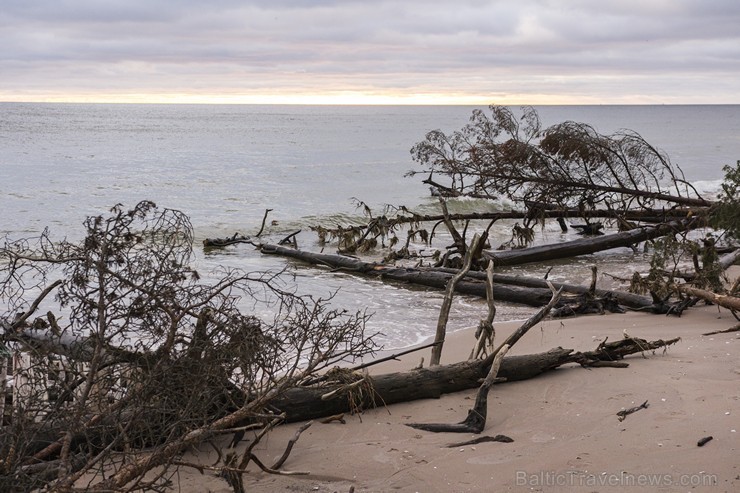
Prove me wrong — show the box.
[260,244,674,313]
[260,244,556,307]
[433,267,658,312]
[485,219,699,266]
[327,207,697,233]
[203,233,253,248]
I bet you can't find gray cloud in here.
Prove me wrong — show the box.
[1,0,738,102]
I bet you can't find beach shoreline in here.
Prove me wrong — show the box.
[169,295,739,492]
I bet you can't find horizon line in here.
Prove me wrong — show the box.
[2,91,737,106]
[2,99,737,106]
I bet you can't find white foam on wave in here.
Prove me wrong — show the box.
[690,179,724,200]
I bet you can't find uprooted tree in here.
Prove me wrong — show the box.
[0,201,378,492]
[409,105,709,210]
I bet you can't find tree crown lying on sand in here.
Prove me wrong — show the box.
[0,201,377,492]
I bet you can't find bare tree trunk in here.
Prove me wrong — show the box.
[470,262,496,360]
[484,219,699,266]
[430,233,485,365]
[259,244,671,312]
[260,243,557,307]
[676,285,740,311]
[270,335,680,423]
[0,354,7,424]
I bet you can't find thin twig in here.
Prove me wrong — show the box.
[256,209,274,237]
[271,421,313,470]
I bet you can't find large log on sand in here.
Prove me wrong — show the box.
[272,336,680,423]
[274,349,569,422]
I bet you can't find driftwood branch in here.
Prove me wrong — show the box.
[431,233,486,365]
[445,435,514,448]
[271,421,313,470]
[702,324,740,336]
[348,341,441,373]
[407,284,562,433]
[616,400,649,421]
[256,209,274,237]
[438,197,466,252]
[407,345,511,433]
[470,261,496,360]
[675,285,740,312]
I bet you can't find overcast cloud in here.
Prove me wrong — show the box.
[1,0,739,103]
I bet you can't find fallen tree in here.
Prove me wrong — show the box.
[483,218,699,266]
[0,202,377,492]
[260,242,557,307]
[259,243,682,314]
[306,106,719,264]
[270,334,681,424]
[288,108,739,326]
[409,106,710,211]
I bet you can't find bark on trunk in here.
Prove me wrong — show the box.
[271,336,680,423]
[676,285,740,311]
[259,244,666,311]
[260,244,556,307]
[432,268,656,311]
[484,219,699,266]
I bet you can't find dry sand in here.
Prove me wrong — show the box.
[171,300,740,493]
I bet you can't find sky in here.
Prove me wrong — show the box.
[1,0,739,105]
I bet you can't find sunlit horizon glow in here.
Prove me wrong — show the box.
[0,90,719,106]
[0,91,582,106]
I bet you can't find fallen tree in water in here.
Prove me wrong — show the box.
[307,106,718,262]
[259,243,685,314]
[483,218,700,266]
[287,108,739,329]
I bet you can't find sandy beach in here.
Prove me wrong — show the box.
[164,289,740,493]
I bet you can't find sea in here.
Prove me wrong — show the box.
[1,103,739,350]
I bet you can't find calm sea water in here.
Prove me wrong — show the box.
[2,103,739,349]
